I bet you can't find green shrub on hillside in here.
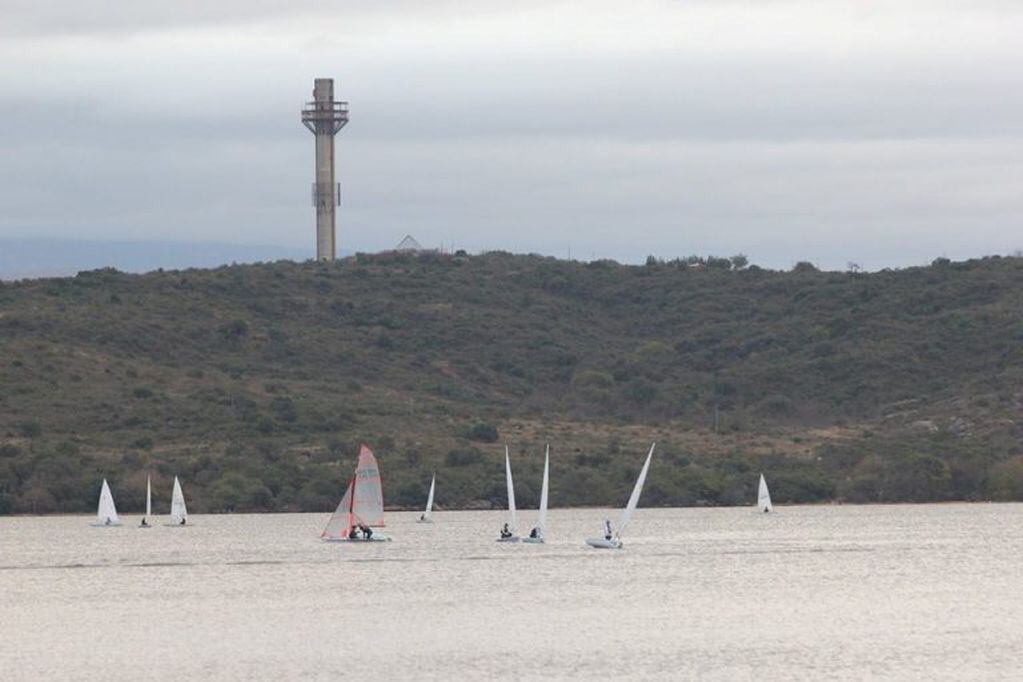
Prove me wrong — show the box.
[466,423,499,443]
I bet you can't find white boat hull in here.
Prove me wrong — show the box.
[417,518,433,524]
[521,536,544,544]
[90,522,122,527]
[496,536,520,543]
[323,534,392,543]
[586,537,622,549]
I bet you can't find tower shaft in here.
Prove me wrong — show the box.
[302,78,349,261]
[314,116,336,261]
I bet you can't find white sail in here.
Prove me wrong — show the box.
[321,478,354,540]
[423,473,436,520]
[536,444,550,535]
[505,445,517,534]
[170,476,188,524]
[758,473,773,512]
[351,445,385,527]
[139,476,152,527]
[96,479,120,526]
[616,442,655,539]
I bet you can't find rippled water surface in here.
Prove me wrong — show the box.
[2,505,1021,680]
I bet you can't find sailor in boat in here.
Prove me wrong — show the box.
[603,519,613,541]
[529,527,540,539]
[140,518,148,527]
[180,517,186,525]
[359,524,373,540]
[500,523,512,539]
[763,506,770,514]
[348,526,360,540]
[419,513,426,521]
[104,517,112,526]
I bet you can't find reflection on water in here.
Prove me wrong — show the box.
[1,505,1020,680]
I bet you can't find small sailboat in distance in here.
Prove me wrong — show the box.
[321,444,392,542]
[91,479,121,527]
[758,473,773,513]
[139,476,152,528]
[586,443,655,549]
[168,476,188,526]
[497,445,520,542]
[418,473,436,523]
[522,444,550,544]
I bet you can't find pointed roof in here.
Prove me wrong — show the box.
[394,235,423,252]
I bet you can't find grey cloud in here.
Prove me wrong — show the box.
[7,51,1019,147]
[1,1,1021,271]
[0,0,539,38]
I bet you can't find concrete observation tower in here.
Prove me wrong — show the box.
[301,78,349,261]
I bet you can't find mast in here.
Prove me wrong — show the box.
[347,474,355,532]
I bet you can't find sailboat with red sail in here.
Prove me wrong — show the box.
[321,444,392,542]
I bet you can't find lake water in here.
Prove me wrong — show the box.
[1,505,1020,680]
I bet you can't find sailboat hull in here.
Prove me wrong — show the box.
[417,518,433,524]
[586,538,622,549]
[521,537,544,544]
[322,534,392,543]
[496,536,520,543]
[89,522,122,528]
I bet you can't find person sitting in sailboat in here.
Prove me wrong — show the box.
[359,524,373,540]
[348,526,360,540]
[603,519,613,541]
[529,527,540,539]
[500,522,512,539]
[179,517,186,525]
[140,518,148,527]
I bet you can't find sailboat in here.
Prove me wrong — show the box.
[168,476,188,526]
[586,443,655,549]
[418,473,436,523]
[90,479,121,527]
[497,445,520,542]
[321,444,392,542]
[757,473,773,513]
[522,444,550,544]
[139,476,152,528]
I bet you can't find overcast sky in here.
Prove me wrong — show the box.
[1,0,1021,270]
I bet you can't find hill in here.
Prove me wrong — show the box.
[1,252,1022,514]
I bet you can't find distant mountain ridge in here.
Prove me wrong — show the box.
[0,251,1021,514]
[0,238,310,279]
